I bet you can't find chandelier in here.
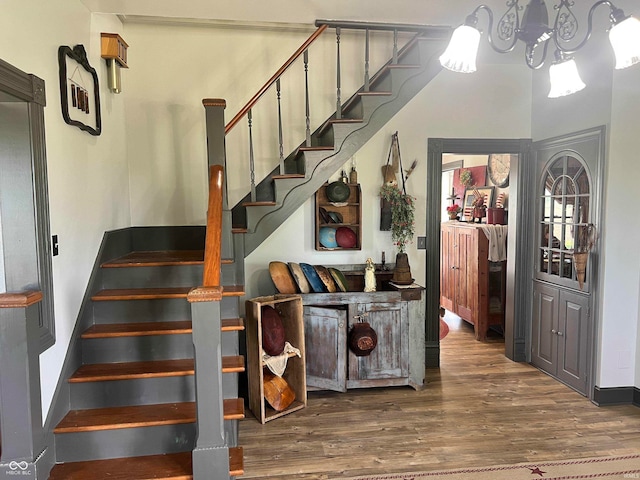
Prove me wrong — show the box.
[439,0,640,97]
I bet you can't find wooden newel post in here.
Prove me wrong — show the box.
[0,291,48,480]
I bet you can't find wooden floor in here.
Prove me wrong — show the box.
[237,316,640,479]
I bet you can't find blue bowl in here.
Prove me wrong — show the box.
[319,227,338,248]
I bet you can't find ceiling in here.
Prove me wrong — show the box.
[80,0,481,28]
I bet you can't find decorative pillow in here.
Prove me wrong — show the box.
[261,306,285,356]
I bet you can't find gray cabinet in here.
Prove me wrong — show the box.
[301,289,423,392]
[532,282,590,394]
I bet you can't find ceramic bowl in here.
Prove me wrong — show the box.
[336,226,357,248]
[319,227,338,248]
[326,181,350,202]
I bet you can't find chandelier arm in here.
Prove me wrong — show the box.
[473,4,521,54]
[553,0,616,54]
[525,39,550,69]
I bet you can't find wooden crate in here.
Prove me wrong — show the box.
[246,295,307,423]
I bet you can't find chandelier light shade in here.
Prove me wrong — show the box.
[439,24,481,73]
[440,0,640,97]
[548,56,586,98]
[609,16,640,69]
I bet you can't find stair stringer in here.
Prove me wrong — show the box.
[241,38,447,256]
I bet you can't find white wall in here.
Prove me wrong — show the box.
[529,0,640,389]
[246,65,531,298]
[0,1,131,416]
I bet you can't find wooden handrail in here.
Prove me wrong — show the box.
[224,24,328,135]
[203,164,224,287]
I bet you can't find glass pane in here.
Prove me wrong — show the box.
[564,224,575,251]
[552,176,565,196]
[540,248,550,273]
[575,170,589,195]
[566,156,582,177]
[560,252,573,279]
[541,197,553,222]
[563,202,575,223]
[576,196,589,224]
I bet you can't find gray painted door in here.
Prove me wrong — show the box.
[303,305,347,392]
[531,127,604,396]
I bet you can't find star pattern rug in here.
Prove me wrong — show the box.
[342,454,640,480]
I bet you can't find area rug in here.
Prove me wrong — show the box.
[343,454,640,480]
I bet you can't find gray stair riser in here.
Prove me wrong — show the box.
[222,372,239,400]
[69,376,195,409]
[221,262,239,286]
[54,423,196,462]
[221,330,238,357]
[221,210,234,260]
[92,298,191,324]
[221,297,241,319]
[81,334,194,363]
[224,419,238,448]
[101,264,203,289]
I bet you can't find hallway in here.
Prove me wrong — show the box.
[238,314,640,479]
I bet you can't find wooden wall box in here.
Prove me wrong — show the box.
[315,183,362,251]
[100,33,129,68]
[246,295,307,423]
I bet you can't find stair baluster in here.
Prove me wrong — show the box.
[248,109,256,202]
[393,29,399,64]
[304,50,311,147]
[364,28,370,92]
[335,27,342,119]
[276,78,285,174]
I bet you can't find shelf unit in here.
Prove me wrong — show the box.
[315,183,362,251]
[245,295,307,423]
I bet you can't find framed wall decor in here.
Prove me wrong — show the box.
[58,45,102,136]
[463,186,495,210]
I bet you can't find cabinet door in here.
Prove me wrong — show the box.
[440,224,455,312]
[531,281,559,375]
[454,227,476,322]
[303,306,347,392]
[348,302,408,383]
[556,290,589,394]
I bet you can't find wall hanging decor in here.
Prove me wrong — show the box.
[58,45,102,136]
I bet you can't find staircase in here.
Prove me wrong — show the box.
[47,222,245,478]
[226,26,449,255]
[41,21,449,480]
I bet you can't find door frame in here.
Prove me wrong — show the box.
[425,138,533,366]
[0,58,55,352]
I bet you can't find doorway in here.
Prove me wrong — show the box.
[425,138,533,367]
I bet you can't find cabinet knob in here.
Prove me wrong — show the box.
[551,329,557,334]
[339,322,344,328]
[557,331,563,336]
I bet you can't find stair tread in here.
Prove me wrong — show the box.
[82,321,193,338]
[298,145,334,151]
[92,286,244,300]
[101,250,204,268]
[222,317,245,331]
[48,447,244,479]
[231,227,248,234]
[69,356,244,382]
[54,399,244,433]
[358,90,392,96]
[81,318,243,337]
[272,174,305,179]
[241,201,276,207]
[69,359,196,382]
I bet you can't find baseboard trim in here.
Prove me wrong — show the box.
[592,386,640,407]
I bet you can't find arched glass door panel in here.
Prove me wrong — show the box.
[537,153,592,290]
